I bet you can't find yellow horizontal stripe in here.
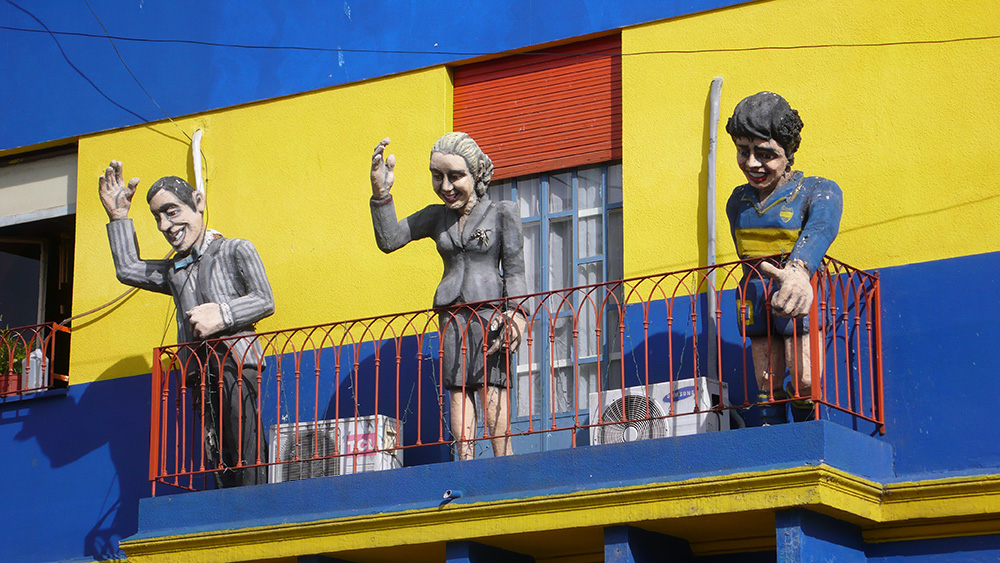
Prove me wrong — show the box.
[120,467,1000,562]
[736,228,801,258]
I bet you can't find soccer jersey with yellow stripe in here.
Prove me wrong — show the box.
[726,171,843,275]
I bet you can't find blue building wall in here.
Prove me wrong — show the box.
[3,0,999,560]
[879,252,1000,478]
[0,376,150,561]
[1,0,748,151]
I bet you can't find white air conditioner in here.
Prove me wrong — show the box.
[588,378,730,445]
[268,414,402,483]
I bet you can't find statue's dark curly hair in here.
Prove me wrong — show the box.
[726,92,804,165]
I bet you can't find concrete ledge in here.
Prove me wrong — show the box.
[131,420,893,540]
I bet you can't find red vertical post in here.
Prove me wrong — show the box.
[873,273,886,435]
[149,348,162,496]
[571,296,580,447]
[416,334,424,446]
[809,273,822,415]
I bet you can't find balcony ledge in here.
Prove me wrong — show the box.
[122,421,964,562]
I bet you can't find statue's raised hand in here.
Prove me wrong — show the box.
[371,138,395,199]
[98,160,140,221]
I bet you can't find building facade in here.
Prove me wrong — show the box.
[2,0,999,561]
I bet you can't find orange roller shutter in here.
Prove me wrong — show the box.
[453,34,622,180]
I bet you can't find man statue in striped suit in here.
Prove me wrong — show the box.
[99,160,275,488]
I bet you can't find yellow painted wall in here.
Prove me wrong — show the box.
[73,68,454,384]
[622,0,1000,277]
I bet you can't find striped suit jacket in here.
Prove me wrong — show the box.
[107,219,275,368]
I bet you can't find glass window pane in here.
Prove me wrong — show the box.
[548,218,572,290]
[523,222,541,295]
[551,314,573,364]
[0,241,43,327]
[577,363,598,412]
[577,261,602,287]
[518,176,541,218]
[608,163,623,205]
[576,263,602,358]
[578,215,603,259]
[548,172,572,213]
[577,166,603,209]
[517,368,542,418]
[490,180,513,203]
[607,208,623,282]
[519,314,543,370]
[550,314,576,415]
[553,366,574,414]
[576,301,597,360]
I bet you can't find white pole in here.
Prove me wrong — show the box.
[707,77,723,381]
[192,129,205,196]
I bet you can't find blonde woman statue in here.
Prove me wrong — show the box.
[369,133,527,459]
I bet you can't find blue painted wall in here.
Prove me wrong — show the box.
[867,534,1000,562]
[878,251,1000,479]
[0,0,748,151]
[0,375,152,561]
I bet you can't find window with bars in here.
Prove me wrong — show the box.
[489,162,623,418]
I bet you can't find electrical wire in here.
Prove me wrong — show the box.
[1,19,998,57]
[58,249,175,327]
[82,0,192,144]
[3,1,147,121]
[59,287,138,327]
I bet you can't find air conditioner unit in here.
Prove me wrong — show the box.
[588,378,730,446]
[268,414,402,483]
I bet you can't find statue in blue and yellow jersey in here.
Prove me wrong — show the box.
[725,92,843,424]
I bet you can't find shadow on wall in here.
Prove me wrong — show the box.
[8,358,152,561]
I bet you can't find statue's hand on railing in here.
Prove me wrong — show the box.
[760,260,812,318]
[486,310,526,355]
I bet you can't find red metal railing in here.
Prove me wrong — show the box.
[0,322,70,398]
[149,256,883,493]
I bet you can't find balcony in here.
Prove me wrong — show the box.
[146,256,881,494]
[0,322,70,399]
